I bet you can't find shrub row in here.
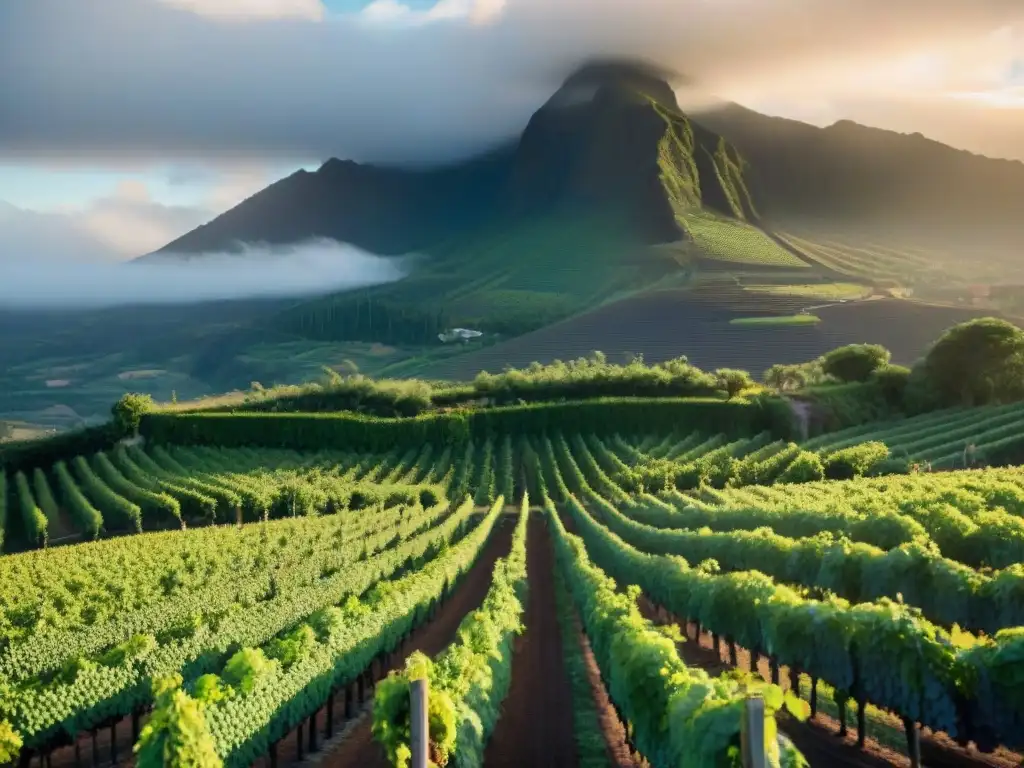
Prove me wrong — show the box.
[141,398,793,454]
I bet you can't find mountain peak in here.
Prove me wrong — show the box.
[546,58,683,112]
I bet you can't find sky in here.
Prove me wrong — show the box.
[0,0,1022,263]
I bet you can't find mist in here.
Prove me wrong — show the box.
[1,0,1021,165]
[0,239,409,309]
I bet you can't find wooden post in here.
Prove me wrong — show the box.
[741,696,767,768]
[410,678,429,768]
[269,742,278,768]
[902,717,921,768]
[809,677,818,718]
[297,721,304,761]
[132,709,141,744]
[856,699,867,748]
[326,691,335,739]
[308,711,318,752]
[109,721,117,765]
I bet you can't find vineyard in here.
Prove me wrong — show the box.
[681,212,810,268]
[804,399,1024,468]
[2,416,1024,768]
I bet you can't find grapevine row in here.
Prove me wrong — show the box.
[373,494,530,766]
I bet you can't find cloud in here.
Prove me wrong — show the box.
[0,169,292,259]
[0,182,213,260]
[0,0,1022,165]
[0,203,118,264]
[0,239,408,309]
[360,0,505,25]
[158,0,326,20]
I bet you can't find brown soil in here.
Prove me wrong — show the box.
[484,514,578,768]
[315,513,517,768]
[574,615,647,767]
[44,712,150,768]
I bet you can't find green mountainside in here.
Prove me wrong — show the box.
[157,62,792,347]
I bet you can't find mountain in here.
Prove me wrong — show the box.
[144,59,1024,359]
[695,103,1024,237]
[155,146,515,257]
[153,60,759,258]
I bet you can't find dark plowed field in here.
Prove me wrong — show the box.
[430,292,996,379]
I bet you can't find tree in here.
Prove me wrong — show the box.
[919,318,1024,406]
[112,393,154,437]
[715,368,753,400]
[821,344,891,383]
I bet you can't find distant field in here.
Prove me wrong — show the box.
[680,212,809,268]
[773,227,1024,292]
[728,314,821,327]
[425,291,996,379]
[775,231,930,284]
[743,282,872,301]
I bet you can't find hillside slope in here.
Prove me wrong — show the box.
[695,103,1024,240]
[154,62,784,346]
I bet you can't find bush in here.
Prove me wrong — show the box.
[903,364,944,415]
[871,364,911,408]
[822,344,891,383]
[823,441,891,480]
[868,457,912,477]
[472,353,720,404]
[763,359,830,391]
[714,368,754,400]
[775,451,825,484]
[917,318,1024,407]
[112,393,154,437]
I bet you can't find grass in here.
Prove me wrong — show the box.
[681,212,809,268]
[742,283,872,301]
[728,315,821,327]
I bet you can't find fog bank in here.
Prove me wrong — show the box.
[0,239,408,309]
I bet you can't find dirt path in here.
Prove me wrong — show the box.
[574,616,646,767]
[484,514,578,768]
[314,513,516,768]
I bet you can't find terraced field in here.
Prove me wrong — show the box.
[681,212,810,268]
[803,400,1024,468]
[4,414,1024,768]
